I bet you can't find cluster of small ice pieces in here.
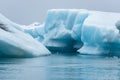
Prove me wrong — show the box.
[1,9,120,58]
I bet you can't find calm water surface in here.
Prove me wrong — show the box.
[0,53,120,80]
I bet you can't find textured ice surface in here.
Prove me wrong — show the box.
[0,13,51,58]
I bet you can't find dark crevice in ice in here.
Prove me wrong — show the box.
[0,23,11,32]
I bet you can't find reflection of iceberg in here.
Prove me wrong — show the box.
[0,13,51,58]
[25,9,120,57]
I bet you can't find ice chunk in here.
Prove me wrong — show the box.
[0,13,51,58]
[78,11,120,56]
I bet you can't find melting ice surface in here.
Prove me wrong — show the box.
[24,9,120,57]
[0,13,51,58]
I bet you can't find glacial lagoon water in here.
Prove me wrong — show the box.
[0,53,120,80]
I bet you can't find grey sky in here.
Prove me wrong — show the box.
[0,0,120,25]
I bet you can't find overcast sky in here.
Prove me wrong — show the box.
[0,0,120,25]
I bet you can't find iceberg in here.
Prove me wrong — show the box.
[25,9,120,57]
[78,11,120,56]
[0,13,51,58]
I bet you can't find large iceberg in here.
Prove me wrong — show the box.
[1,9,120,57]
[0,13,51,58]
[24,9,120,57]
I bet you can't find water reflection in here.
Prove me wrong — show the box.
[0,54,120,80]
